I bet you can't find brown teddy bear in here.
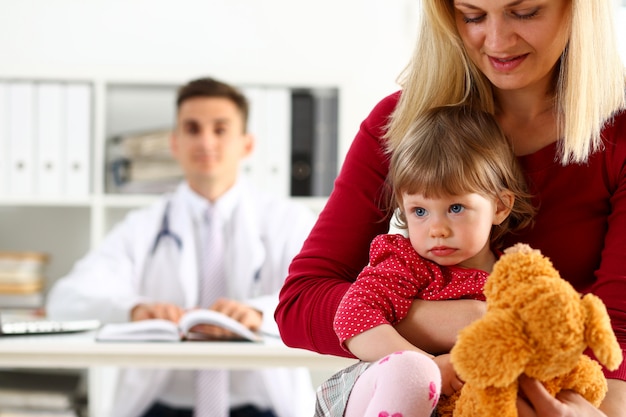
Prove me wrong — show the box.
[437,243,623,417]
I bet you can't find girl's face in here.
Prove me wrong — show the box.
[453,0,571,93]
[402,191,511,271]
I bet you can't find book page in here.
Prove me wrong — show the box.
[96,319,180,342]
[178,310,262,342]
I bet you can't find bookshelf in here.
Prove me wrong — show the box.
[0,78,336,291]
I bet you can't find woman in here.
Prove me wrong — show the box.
[275,0,626,416]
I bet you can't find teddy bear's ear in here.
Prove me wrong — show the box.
[451,309,532,389]
[582,294,623,371]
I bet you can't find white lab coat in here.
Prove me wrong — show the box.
[47,181,317,417]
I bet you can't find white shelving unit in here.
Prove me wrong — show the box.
[0,78,333,289]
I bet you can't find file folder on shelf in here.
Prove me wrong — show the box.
[7,82,35,196]
[290,88,338,197]
[36,83,65,196]
[63,83,91,197]
[0,82,7,196]
[240,86,291,198]
[265,88,291,198]
[240,86,266,193]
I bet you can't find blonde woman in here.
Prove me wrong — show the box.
[277,1,626,416]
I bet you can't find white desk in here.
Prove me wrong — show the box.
[0,330,356,370]
[0,331,356,417]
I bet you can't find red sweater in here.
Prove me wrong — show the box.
[276,92,626,380]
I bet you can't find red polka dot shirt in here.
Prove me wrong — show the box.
[333,233,490,350]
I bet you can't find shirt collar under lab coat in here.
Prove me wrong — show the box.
[181,180,242,229]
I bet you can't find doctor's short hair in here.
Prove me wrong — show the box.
[388,105,535,247]
[176,77,250,132]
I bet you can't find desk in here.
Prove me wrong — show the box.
[0,330,356,370]
[0,331,356,417]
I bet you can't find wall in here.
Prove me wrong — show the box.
[1,0,625,168]
[0,0,421,162]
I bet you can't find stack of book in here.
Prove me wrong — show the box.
[0,252,49,309]
[107,128,183,194]
[0,370,83,417]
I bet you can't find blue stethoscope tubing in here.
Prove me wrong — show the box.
[151,201,182,255]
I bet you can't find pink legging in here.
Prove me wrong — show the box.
[345,351,441,417]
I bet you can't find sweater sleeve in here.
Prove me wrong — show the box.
[589,112,626,380]
[275,92,400,357]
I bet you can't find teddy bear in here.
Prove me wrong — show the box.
[436,243,623,417]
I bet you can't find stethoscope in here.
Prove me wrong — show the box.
[151,201,182,255]
[148,198,263,286]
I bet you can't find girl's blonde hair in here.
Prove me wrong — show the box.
[387,0,626,164]
[389,105,535,247]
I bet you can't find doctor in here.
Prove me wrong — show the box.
[46,77,317,417]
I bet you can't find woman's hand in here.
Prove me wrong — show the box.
[395,299,486,354]
[518,375,626,417]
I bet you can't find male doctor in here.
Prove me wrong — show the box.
[47,77,316,417]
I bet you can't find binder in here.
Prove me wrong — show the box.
[240,86,292,198]
[310,88,338,196]
[63,83,91,196]
[290,88,338,197]
[36,83,65,196]
[7,82,36,196]
[239,86,266,190]
[264,87,291,198]
[290,90,315,197]
[0,82,7,196]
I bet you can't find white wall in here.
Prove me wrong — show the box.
[0,0,420,161]
[1,0,623,162]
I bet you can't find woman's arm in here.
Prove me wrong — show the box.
[395,299,486,354]
[602,380,626,417]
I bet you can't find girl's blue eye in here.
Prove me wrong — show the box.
[414,207,427,217]
[450,204,464,214]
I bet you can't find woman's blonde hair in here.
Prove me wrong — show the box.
[389,105,535,247]
[387,0,626,164]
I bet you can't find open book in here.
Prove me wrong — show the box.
[95,309,262,342]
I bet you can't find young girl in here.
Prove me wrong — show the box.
[315,105,535,417]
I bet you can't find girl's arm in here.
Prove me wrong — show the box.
[345,323,432,362]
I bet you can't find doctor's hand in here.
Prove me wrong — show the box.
[190,298,262,339]
[130,303,186,323]
[517,375,609,417]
